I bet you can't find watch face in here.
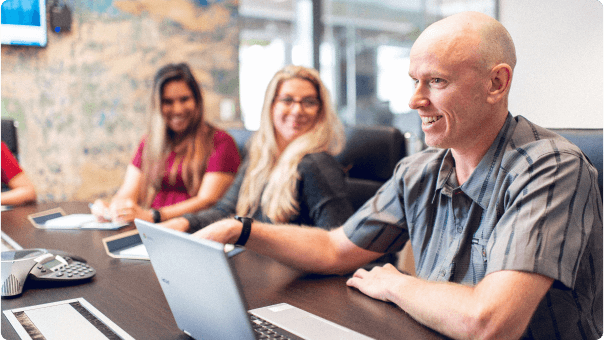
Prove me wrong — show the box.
[1,249,47,262]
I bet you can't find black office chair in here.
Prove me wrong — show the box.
[227,125,407,210]
[550,128,603,195]
[335,125,406,210]
[1,118,19,160]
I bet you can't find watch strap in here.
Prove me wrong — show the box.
[234,215,253,246]
[152,209,161,223]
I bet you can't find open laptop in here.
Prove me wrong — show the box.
[135,219,373,340]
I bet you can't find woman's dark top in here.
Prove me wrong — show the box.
[183,152,354,232]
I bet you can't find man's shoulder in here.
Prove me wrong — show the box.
[389,148,448,185]
[502,116,585,169]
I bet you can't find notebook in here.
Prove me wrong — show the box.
[135,219,373,340]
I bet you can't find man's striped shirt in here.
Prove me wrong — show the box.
[343,114,602,339]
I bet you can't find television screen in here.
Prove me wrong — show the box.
[1,0,47,46]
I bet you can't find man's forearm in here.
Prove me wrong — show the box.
[245,222,382,275]
[351,268,553,340]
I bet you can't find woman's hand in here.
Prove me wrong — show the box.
[90,199,111,222]
[109,198,153,223]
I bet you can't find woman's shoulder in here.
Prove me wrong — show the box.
[212,128,235,143]
[298,152,341,172]
[212,128,240,150]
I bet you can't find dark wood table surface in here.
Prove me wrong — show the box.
[1,202,444,340]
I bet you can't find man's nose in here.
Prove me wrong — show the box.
[408,86,430,110]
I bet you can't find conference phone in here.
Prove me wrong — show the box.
[1,249,96,297]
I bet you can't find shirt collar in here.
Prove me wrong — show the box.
[433,113,516,209]
[433,149,455,202]
[463,113,515,209]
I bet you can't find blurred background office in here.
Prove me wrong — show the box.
[1,0,602,203]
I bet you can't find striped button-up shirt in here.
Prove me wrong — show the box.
[343,114,602,339]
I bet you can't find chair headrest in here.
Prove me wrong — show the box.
[335,125,406,182]
[227,125,407,183]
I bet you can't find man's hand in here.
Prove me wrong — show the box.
[191,219,241,244]
[346,263,408,302]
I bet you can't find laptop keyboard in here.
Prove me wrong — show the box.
[249,314,304,340]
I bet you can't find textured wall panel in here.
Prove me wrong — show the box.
[1,0,240,202]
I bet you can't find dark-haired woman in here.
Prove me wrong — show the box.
[92,63,240,224]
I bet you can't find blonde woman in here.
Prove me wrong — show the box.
[92,63,240,224]
[161,65,353,233]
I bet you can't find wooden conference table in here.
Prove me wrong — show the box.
[1,202,444,340]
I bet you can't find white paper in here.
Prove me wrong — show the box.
[42,214,126,230]
[24,304,109,340]
[4,298,134,340]
[118,244,149,258]
[81,220,128,230]
[43,214,95,229]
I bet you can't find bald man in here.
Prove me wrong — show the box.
[168,12,602,340]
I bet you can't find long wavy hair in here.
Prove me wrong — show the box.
[138,63,215,207]
[236,65,345,223]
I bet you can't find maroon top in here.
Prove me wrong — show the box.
[132,129,240,208]
[1,142,22,184]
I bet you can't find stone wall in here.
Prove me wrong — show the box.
[1,0,240,202]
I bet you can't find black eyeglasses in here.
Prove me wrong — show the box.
[275,96,320,111]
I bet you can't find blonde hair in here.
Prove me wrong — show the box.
[236,65,345,223]
[139,63,215,207]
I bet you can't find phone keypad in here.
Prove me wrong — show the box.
[52,262,95,279]
[32,259,96,281]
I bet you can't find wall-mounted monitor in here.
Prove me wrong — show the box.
[1,0,47,47]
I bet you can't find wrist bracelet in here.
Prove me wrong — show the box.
[234,215,253,246]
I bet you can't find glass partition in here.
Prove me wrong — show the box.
[238,0,496,153]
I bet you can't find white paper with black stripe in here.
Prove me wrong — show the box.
[3,298,134,340]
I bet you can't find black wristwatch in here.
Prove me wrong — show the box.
[234,216,253,246]
[151,209,162,223]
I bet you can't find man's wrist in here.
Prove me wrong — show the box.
[386,271,412,305]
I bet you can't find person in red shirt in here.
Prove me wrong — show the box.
[1,141,36,206]
[91,63,240,224]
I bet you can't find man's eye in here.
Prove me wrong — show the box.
[432,78,445,84]
[280,98,294,105]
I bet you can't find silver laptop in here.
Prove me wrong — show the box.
[135,219,373,340]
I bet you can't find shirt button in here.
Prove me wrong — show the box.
[440,269,447,277]
[456,226,463,233]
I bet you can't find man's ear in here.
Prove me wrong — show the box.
[486,64,512,104]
